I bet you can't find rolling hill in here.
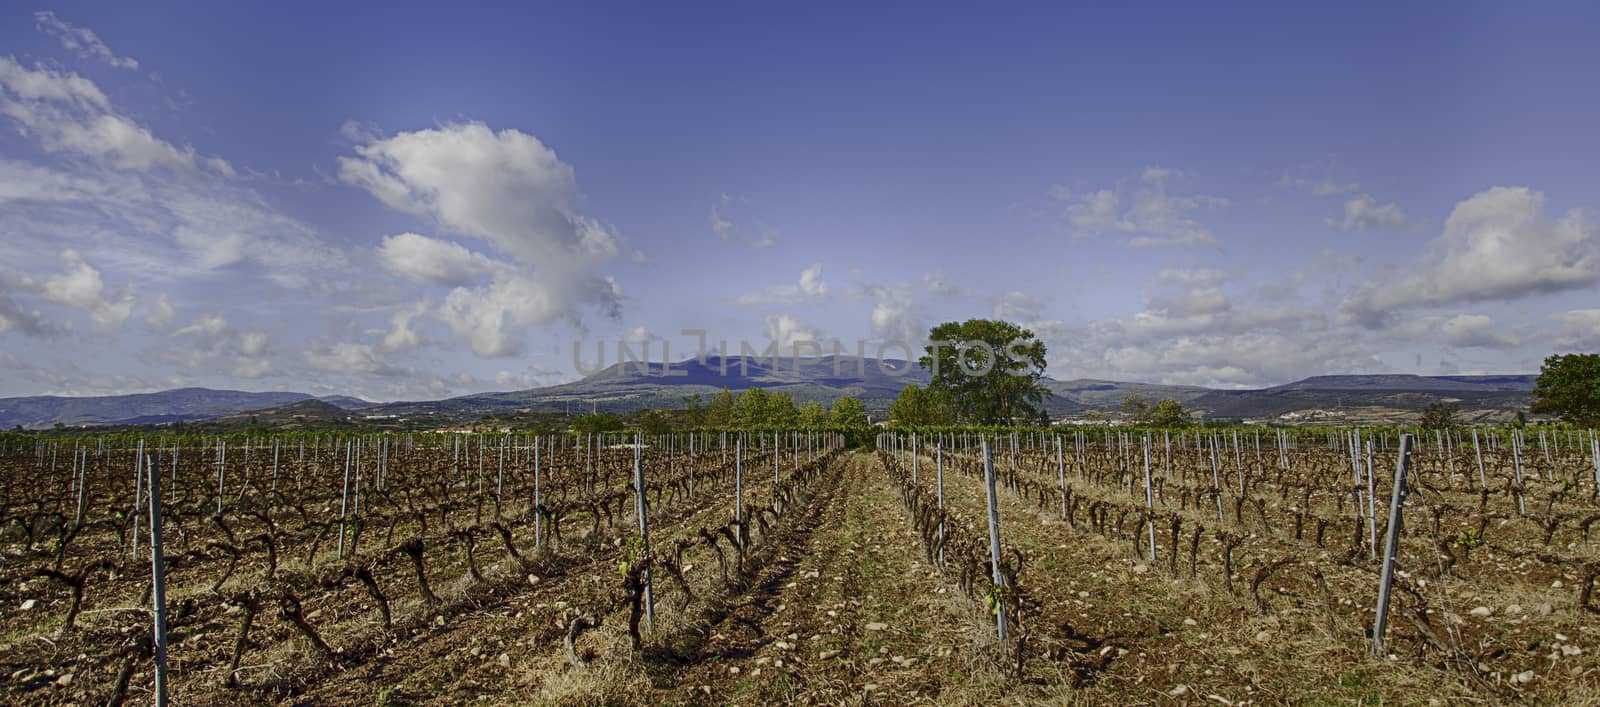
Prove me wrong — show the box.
[0,388,373,429]
[0,364,1539,429]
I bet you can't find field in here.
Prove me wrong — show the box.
[2,428,1598,705]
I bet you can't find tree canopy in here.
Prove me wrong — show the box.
[888,384,955,427]
[571,413,625,434]
[1121,394,1153,425]
[829,397,868,428]
[1419,402,1459,430]
[917,319,1051,425]
[797,400,830,428]
[1151,399,1191,427]
[1531,353,1600,426]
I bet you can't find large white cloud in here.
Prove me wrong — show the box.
[340,122,626,356]
[1341,187,1599,327]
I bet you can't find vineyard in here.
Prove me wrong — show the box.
[1,427,1598,704]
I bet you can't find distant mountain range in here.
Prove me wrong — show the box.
[0,388,374,429]
[0,358,1539,429]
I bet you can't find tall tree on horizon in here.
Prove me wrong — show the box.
[918,319,1051,425]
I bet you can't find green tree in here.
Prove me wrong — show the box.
[1120,394,1153,425]
[797,400,829,428]
[1419,402,1459,430]
[637,409,674,434]
[768,392,800,427]
[918,319,1050,425]
[704,388,736,428]
[1151,398,1191,427]
[889,384,955,427]
[734,388,771,427]
[1530,353,1600,426]
[572,413,625,434]
[682,393,704,427]
[830,397,868,428]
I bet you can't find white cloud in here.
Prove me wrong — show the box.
[0,58,231,175]
[340,122,625,356]
[33,11,139,70]
[858,282,925,346]
[494,364,566,389]
[1279,174,1359,196]
[992,291,1044,321]
[173,313,227,337]
[376,232,499,287]
[764,314,819,354]
[379,302,429,353]
[39,250,132,330]
[1157,268,1230,287]
[160,314,272,378]
[304,340,399,376]
[0,292,52,336]
[736,263,830,306]
[799,263,828,297]
[1331,194,1407,231]
[623,326,654,344]
[1552,309,1600,350]
[1341,187,1600,327]
[144,292,174,328]
[1049,166,1227,247]
[709,193,778,248]
[1437,313,1517,349]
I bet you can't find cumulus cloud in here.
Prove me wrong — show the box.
[858,282,925,347]
[709,193,778,248]
[992,291,1044,321]
[1437,313,1518,349]
[0,291,52,336]
[40,250,132,330]
[304,340,400,376]
[143,292,174,328]
[1049,166,1227,247]
[1341,187,1600,327]
[0,251,131,334]
[33,11,139,70]
[340,122,625,356]
[0,58,231,175]
[159,314,273,378]
[1552,309,1600,350]
[1331,194,1407,231]
[736,263,829,306]
[379,302,430,353]
[763,314,819,354]
[376,232,498,287]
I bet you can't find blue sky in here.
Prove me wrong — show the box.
[2,1,1598,400]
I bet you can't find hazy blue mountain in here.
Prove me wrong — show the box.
[0,388,373,429]
[0,368,1539,429]
[1189,374,1536,419]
